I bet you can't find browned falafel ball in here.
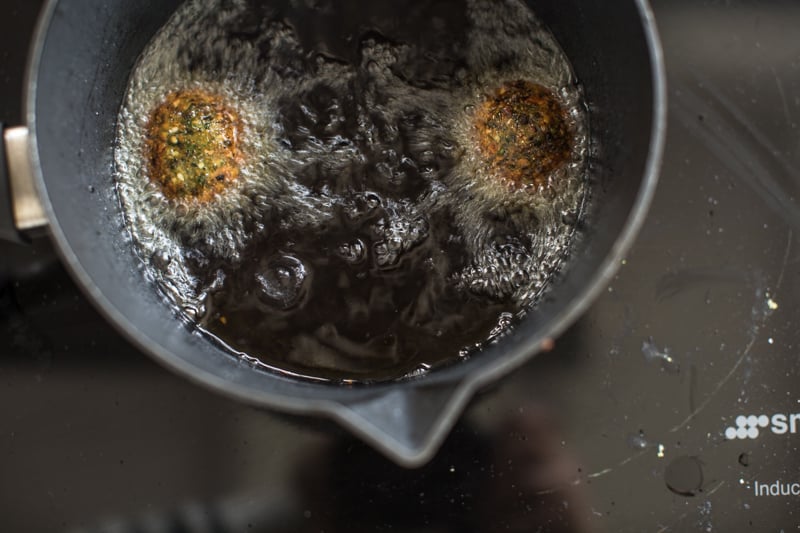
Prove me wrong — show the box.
[474,80,572,190]
[146,89,243,203]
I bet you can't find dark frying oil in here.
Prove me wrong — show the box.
[115,0,589,382]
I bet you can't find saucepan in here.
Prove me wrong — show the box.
[0,0,665,466]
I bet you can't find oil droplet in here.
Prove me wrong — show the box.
[665,456,704,497]
[627,431,648,450]
[642,337,680,374]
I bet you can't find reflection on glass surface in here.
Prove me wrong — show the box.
[71,404,589,533]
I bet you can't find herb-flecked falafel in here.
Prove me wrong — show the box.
[474,80,572,190]
[146,89,242,202]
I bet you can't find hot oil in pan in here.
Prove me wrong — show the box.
[115,0,589,382]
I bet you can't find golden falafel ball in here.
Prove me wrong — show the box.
[146,89,242,202]
[474,80,572,190]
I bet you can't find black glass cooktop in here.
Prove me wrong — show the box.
[2,1,799,531]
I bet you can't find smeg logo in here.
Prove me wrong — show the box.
[725,414,800,440]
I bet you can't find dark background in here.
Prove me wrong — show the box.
[1,0,800,531]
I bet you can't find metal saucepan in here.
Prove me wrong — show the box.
[0,0,665,466]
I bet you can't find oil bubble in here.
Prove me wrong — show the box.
[255,255,310,311]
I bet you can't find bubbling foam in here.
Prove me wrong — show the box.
[114,0,591,382]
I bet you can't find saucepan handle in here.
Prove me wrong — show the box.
[0,123,47,243]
